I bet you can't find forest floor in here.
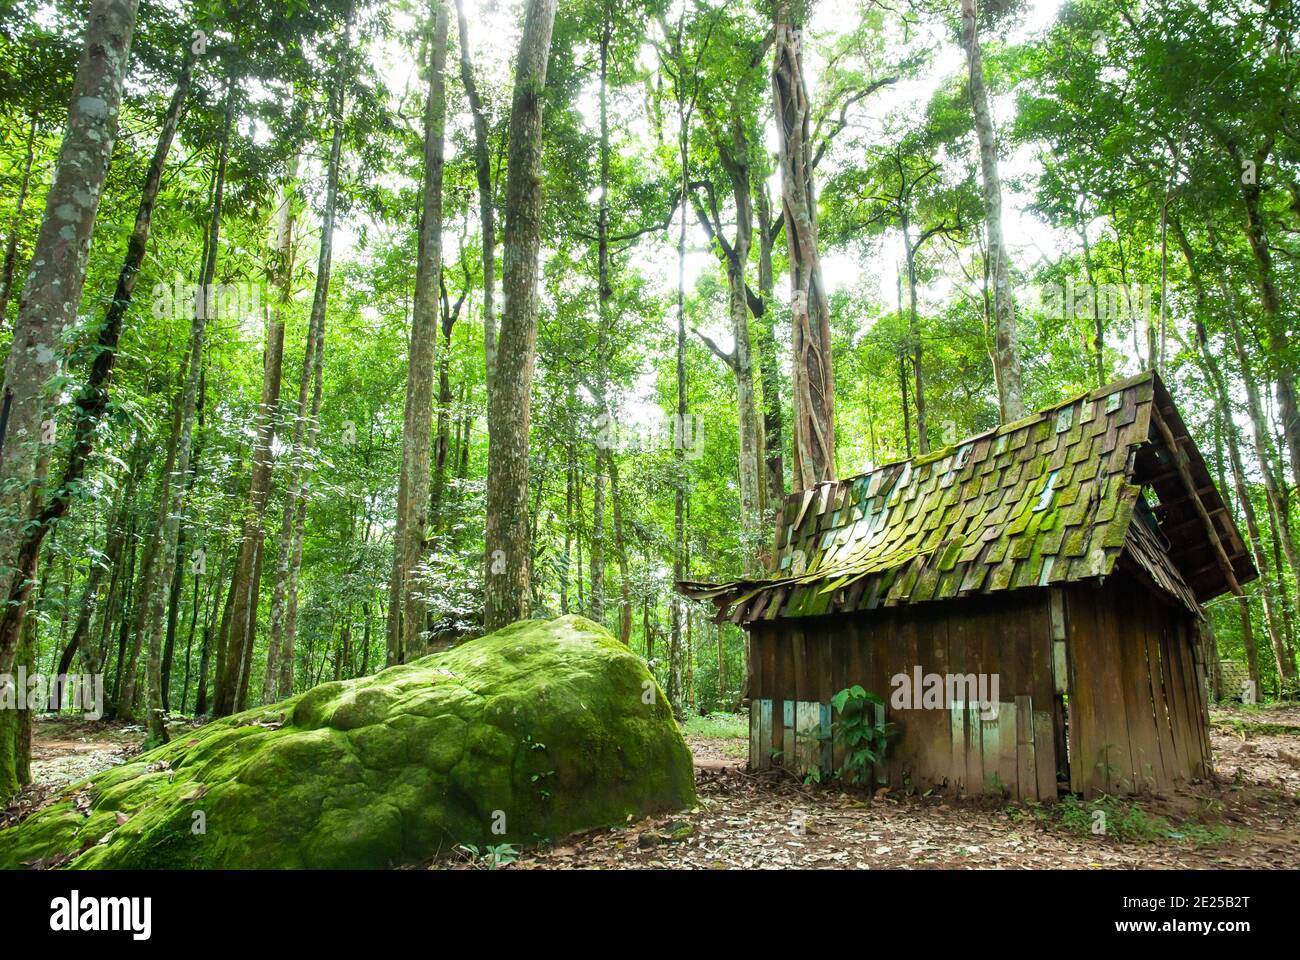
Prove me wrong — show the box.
[4,705,1299,868]
[497,703,1300,870]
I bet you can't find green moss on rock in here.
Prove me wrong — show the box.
[0,616,694,869]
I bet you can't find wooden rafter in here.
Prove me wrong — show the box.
[1151,406,1246,599]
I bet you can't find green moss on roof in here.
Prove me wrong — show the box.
[681,372,1209,622]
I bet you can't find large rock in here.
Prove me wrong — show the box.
[0,616,695,869]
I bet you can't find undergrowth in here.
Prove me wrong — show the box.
[1010,794,1240,847]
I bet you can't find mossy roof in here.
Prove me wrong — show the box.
[680,372,1255,625]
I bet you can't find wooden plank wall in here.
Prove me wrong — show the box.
[748,591,1059,800]
[1064,578,1210,796]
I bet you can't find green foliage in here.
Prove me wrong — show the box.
[457,842,521,869]
[681,712,748,741]
[1040,795,1238,848]
[829,686,896,786]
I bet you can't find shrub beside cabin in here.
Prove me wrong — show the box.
[681,373,1255,798]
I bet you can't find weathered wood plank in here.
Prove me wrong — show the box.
[995,697,1016,798]
[820,702,834,777]
[782,699,795,769]
[1092,588,1136,793]
[796,700,821,775]
[1139,598,1178,789]
[831,627,848,774]
[1033,708,1056,800]
[893,611,920,791]
[792,627,807,703]
[948,604,969,792]
[1014,695,1033,799]
[1116,585,1162,792]
[1158,616,1191,780]
[1065,588,1099,794]
[920,607,952,791]
[950,699,967,794]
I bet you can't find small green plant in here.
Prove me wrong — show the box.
[985,772,1006,798]
[1047,795,1236,847]
[830,685,896,786]
[530,768,555,800]
[457,843,521,869]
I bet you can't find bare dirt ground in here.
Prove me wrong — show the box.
[6,707,1299,869]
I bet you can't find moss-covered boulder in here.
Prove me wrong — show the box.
[0,615,694,869]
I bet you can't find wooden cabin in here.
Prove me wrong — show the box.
[681,372,1255,798]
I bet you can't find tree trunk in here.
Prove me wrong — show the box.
[483,0,557,631]
[220,150,296,710]
[109,513,139,709]
[959,0,1024,423]
[195,548,228,715]
[1225,308,1300,693]
[754,182,785,516]
[53,554,106,707]
[274,344,324,703]
[0,0,140,711]
[179,548,204,714]
[430,276,464,537]
[0,615,36,798]
[590,11,612,624]
[454,0,498,400]
[1175,215,1294,692]
[772,1,835,487]
[608,450,632,644]
[116,356,187,721]
[1233,145,1300,489]
[666,12,692,717]
[388,0,448,665]
[139,82,230,744]
[692,114,762,574]
[263,22,352,703]
[902,216,928,454]
[160,526,184,710]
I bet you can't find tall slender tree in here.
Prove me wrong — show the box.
[0,0,140,798]
[483,0,558,631]
[959,0,1025,422]
[388,0,449,665]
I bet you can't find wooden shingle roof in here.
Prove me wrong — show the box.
[680,372,1254,624]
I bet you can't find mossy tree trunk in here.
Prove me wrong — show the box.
[0,0,140,686]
